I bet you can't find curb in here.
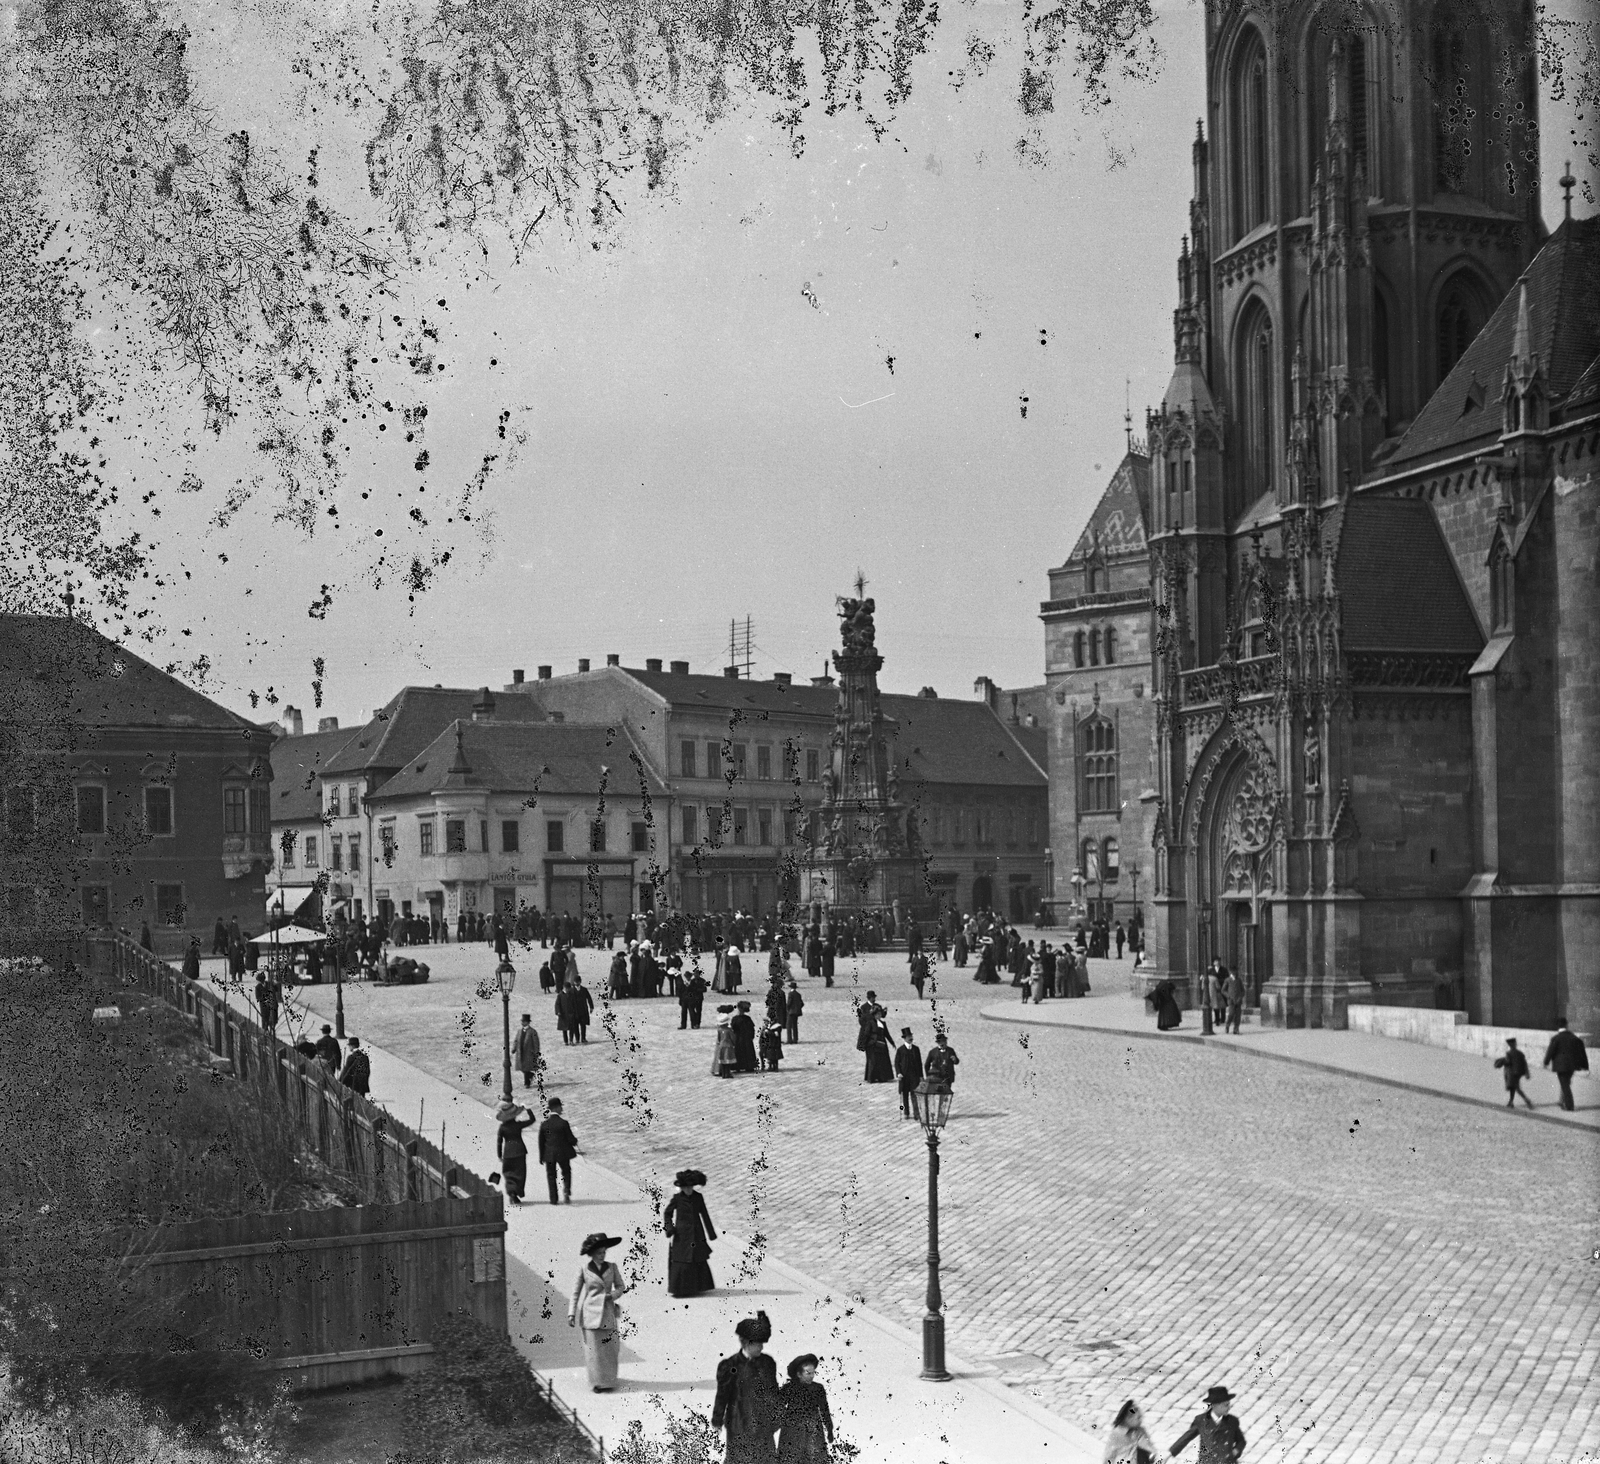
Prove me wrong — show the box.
[978,1007,1599,1132]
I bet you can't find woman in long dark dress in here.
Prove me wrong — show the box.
[713,1311,781,1464]
[496,1101,535,1204]
[1151,979,1183,1031]
[777,1354,834,1464]
[863,1011,895,1084]
[664,1169,716,1297]
[731,1001,760,1073]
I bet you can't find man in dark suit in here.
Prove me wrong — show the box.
[1171,1384,1246,1461]
[1542,1020,1589,1112]
[338,1036,371,1095]
[314,1024,341,1072]
[537,1097,578,1204]
[680,969,708,1030]
[894,1027,923,1119]
[784,980,803,1044]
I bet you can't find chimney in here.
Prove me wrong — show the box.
[317,715,339,733]
[974,675,999,710]
[472,687,496,722]
[772,672,792,687]
[547,710,565,724]
[538,665,552,680]
[724,665,740,679]
[512,668,525,684]
[1010,692,1020,723]
[646,658,663,673]
[578,658,591,674]
[606,653,620,667]
[811,672,835,687]
[917,686,938,699]
[282,705,303,736]
[670,660,689,675]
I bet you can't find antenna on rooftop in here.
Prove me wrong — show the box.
[728,616,754,679]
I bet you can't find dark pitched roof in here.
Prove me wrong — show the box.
[321,686,549,779]
[1333,498,1484,653]
[1384,217,1600,471]
[269,725,361,823]
[0,614,258,732]
[886,698,1047,789]
[622,667,836,719]
[1065,452,1153,562]
[367,721,668,801]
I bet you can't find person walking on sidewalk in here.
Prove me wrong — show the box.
[682,968,709,1030]
[569,1233,630,1392]
[925,1031,960,1089]
[777,1354,834,1464]
[895,1027,924,1119]
[1495,1037,1535,1109]
[759,1020,784,1072]
[713,1006,738,1078]
[338,1036,370,1095]
[1224,969,1245,1034]
[538,1096,578,1203]
[1150,979,1182,1031]
[664,1169,717,1297]
[1542,1019,1589,1112]
[1028,949,1046,1004]
[513,1013,541,1089]
[567,976,594,1043]
[495,1101,535,1205]
[314,1024,341,1072]
[713,1310,781,1464]
[784,980,803,1043]
[1115,922,1126,959]
[1170,1385,1246,1462]
[1102,1399,1161,1464]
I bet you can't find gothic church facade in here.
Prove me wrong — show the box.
[1044,0,1599,1034]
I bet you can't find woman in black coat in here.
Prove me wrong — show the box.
[1151,979,1183,1031]
[495,1102,535,1204]
[663,1169,716,1297]
[731,1002,760,1073]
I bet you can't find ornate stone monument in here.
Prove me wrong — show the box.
[803,576,925,929]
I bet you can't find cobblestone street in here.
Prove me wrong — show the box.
[277,945,1600,1463]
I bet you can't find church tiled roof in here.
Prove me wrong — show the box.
[1382,216,1600,472]
[1065,451,1152,562]
[1333,498,1484,653]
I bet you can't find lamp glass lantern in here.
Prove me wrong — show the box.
[496,958,516,996]
[909,1079,953,1133]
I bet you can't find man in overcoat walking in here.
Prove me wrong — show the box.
[894,1027,923,1119]
[784,981,803,1044]
[1170,1384,1246,1462]
[338,1036,371,1095]
[538,1096,579,1204]
[514,1013,542,1088]
[1542,1020,1589,1111]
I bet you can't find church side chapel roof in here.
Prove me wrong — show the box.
[270,725,362,823]
[1382,216,1600,472]
[1332,498,1485,654]
[0,614,260,732]
[1063,451,1153,564]
[368,720,668,801]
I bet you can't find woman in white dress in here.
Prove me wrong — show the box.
[569,1232,631,1391]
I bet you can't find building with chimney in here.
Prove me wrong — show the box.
[265,707,358,919]
[1045,0,1599,1034]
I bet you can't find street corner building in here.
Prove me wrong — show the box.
[0,613,276,960]
[1039,0,1599,1035]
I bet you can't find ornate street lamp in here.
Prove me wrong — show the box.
[495,957,517,1104]
[907,1077,955,1381]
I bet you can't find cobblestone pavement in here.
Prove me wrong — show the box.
[272,945,1600,1464]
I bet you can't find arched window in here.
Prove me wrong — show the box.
[1090,628,1101,666]
[1082,837,1100,881]
[1081,716,1118,813]
[1104,625,1117,664]
[1103,837,1120,881]
[1074,630,1086,668]
[1436,273,1486,387]
[1232,30,1271,238]
[1237,302,1276,510]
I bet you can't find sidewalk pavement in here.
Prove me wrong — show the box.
[198,967,1098,1464]
[982,988,1600,1131]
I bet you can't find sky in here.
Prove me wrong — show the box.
[38,0,1598,729]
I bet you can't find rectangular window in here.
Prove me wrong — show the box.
[731,807,747,846]
[348,834,361,872]
[975,810,988,844]
[280,833,296,867]
[757,809,772,846]
[807,810,821,847]
[76,786,106,835]
[81,885,110,927]
[5,787,35,839]
[708,807,724,847]
[380,822,396,864]
[480,819,489,852]
[502,820,520,853]
[590,818,607,854]
[756,745,771,780]
[932,809,944,845]
[733,744,747,780]
[347,784,360,816]
[546,820,565,853]
[707,742,722,779]
[419,821,434,857]
[445,819,466,853]
[805,750,820,783]
[783,743,799,780]
[249,786,270,833]
[222,787,245,834]
[782,807,797,845]
[631,821,649,854]
[681,806,698,845]
[952,809,965,845]
[1005,809,1016,845]
[330,835,344,870]
[155,883,185,927]
[304,836,319,866]
[328,785,342,816]
[144,786,173,835]
[680,740,697,777]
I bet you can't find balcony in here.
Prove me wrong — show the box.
[1181,655,1277,707]
[1040,587,1151,617]
[222,832,274,879]
[433,851,489,884]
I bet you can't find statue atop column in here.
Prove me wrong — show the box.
[836,596,876,657]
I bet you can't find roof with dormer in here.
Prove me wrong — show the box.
[1064,451,1153,563]
[1379,216,1600,473]
[320,685,549,780]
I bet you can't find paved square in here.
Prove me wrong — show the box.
[273,944,1600,1463]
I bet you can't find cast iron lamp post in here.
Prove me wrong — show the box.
[496,957,517,1104]
[907,1076,955,1381]
[334,949,346,1039]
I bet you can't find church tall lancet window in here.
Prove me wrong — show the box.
[1373,286,1391,426]
[1080,716,1118,814]
[1237,303,1276,512]
[1232,30,1270,239]
[1090,628,1101,666]
[1074,630,1086,668]
[1105,625,1117,664]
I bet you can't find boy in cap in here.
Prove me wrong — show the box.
[1170,1384,1246,1462]
[1494,1037,1534,1108]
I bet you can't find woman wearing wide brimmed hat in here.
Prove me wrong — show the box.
[713,1310,780,1464]
[663,1169,716,1297]
[495,1101,535,1204]
[712,1006,738,1078]
[568,1232,631,1391]
[777,1354,834,1464]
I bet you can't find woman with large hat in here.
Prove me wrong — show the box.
[495,1100,535,1204]
[712,1005,738,1078]
[712,1310,781,1463]
[663,1170,716,1297]
[776,1354,834,1464]
[568,1232,631,1392]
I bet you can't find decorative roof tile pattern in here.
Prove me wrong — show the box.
[1333,498,1485,653]
[1066,452,1153,562]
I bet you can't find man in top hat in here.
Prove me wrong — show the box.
[713,1310,780,1463]
[1169,1385,1246,1462]
[784,979,803,1044]
[1542,1019,1589,1112]
[314,1024,341,1071]
[1494,1037,1535,1109]
[680,965,708,1030]
[894,1027,924,1119]
[338,1036,370,1095]
[513,1012,542,1088]
[538,1096,579,1204]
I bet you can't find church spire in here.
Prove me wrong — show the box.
[1501,276,1546,438]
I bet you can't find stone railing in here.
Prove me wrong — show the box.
[1040,587,1152,615]
[1180,654,1277,707]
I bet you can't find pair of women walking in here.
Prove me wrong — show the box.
[713,1311,835,1464]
